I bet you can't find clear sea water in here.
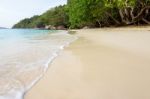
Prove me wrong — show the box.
[0,29,76,99]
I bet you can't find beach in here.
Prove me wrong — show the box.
[25,27,150,99]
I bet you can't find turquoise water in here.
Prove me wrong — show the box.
[0,29,56,56]
[0,29,76,99]
[0,29,54,41]
[0,29,55,48]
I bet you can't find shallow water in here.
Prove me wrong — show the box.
[0,29,76,99]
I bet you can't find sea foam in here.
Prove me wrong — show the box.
[0,29,77,99]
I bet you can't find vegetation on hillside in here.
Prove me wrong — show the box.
[13,0,150,29]
[13,5,68,28]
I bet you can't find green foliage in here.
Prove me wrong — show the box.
[13,0,150,29]
[13,15,40,28]
[13,5,68,28]
[68,0,112,28]
[68,0,150,28]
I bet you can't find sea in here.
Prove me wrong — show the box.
[0,29,77,99]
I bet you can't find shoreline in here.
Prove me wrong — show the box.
[25,27,150,99]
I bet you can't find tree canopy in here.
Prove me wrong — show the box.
[13,0,150,29]
[13,5,68,28]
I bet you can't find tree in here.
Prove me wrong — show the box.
[13,0,150,29]
[13,5,69,28]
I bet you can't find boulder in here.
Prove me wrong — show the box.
[45,25,56,30]
[56,25,66,30]
[82,26,91,29]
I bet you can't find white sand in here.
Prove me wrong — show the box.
[25,27,150,99]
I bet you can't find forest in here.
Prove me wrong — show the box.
[13,0,150,29]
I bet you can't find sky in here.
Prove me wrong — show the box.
[0,0,67,28]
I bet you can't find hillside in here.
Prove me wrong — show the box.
[13,0,150,29]
[13,5,68,29]
[0,27,7,29]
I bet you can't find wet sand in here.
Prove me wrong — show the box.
[25,27,150,99]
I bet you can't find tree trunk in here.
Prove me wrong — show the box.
[130,7,135,20]
[142,18,150,24]
[133,6,150,20]
[119,9,133,25]
[105,12,121,25]
[96,20,102,27]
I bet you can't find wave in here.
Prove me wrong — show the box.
[0,30,77,99]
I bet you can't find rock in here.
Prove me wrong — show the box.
[45,25,51,29]
[45,25,56,30]
[56,25,67,30]
[82,26,91,29]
